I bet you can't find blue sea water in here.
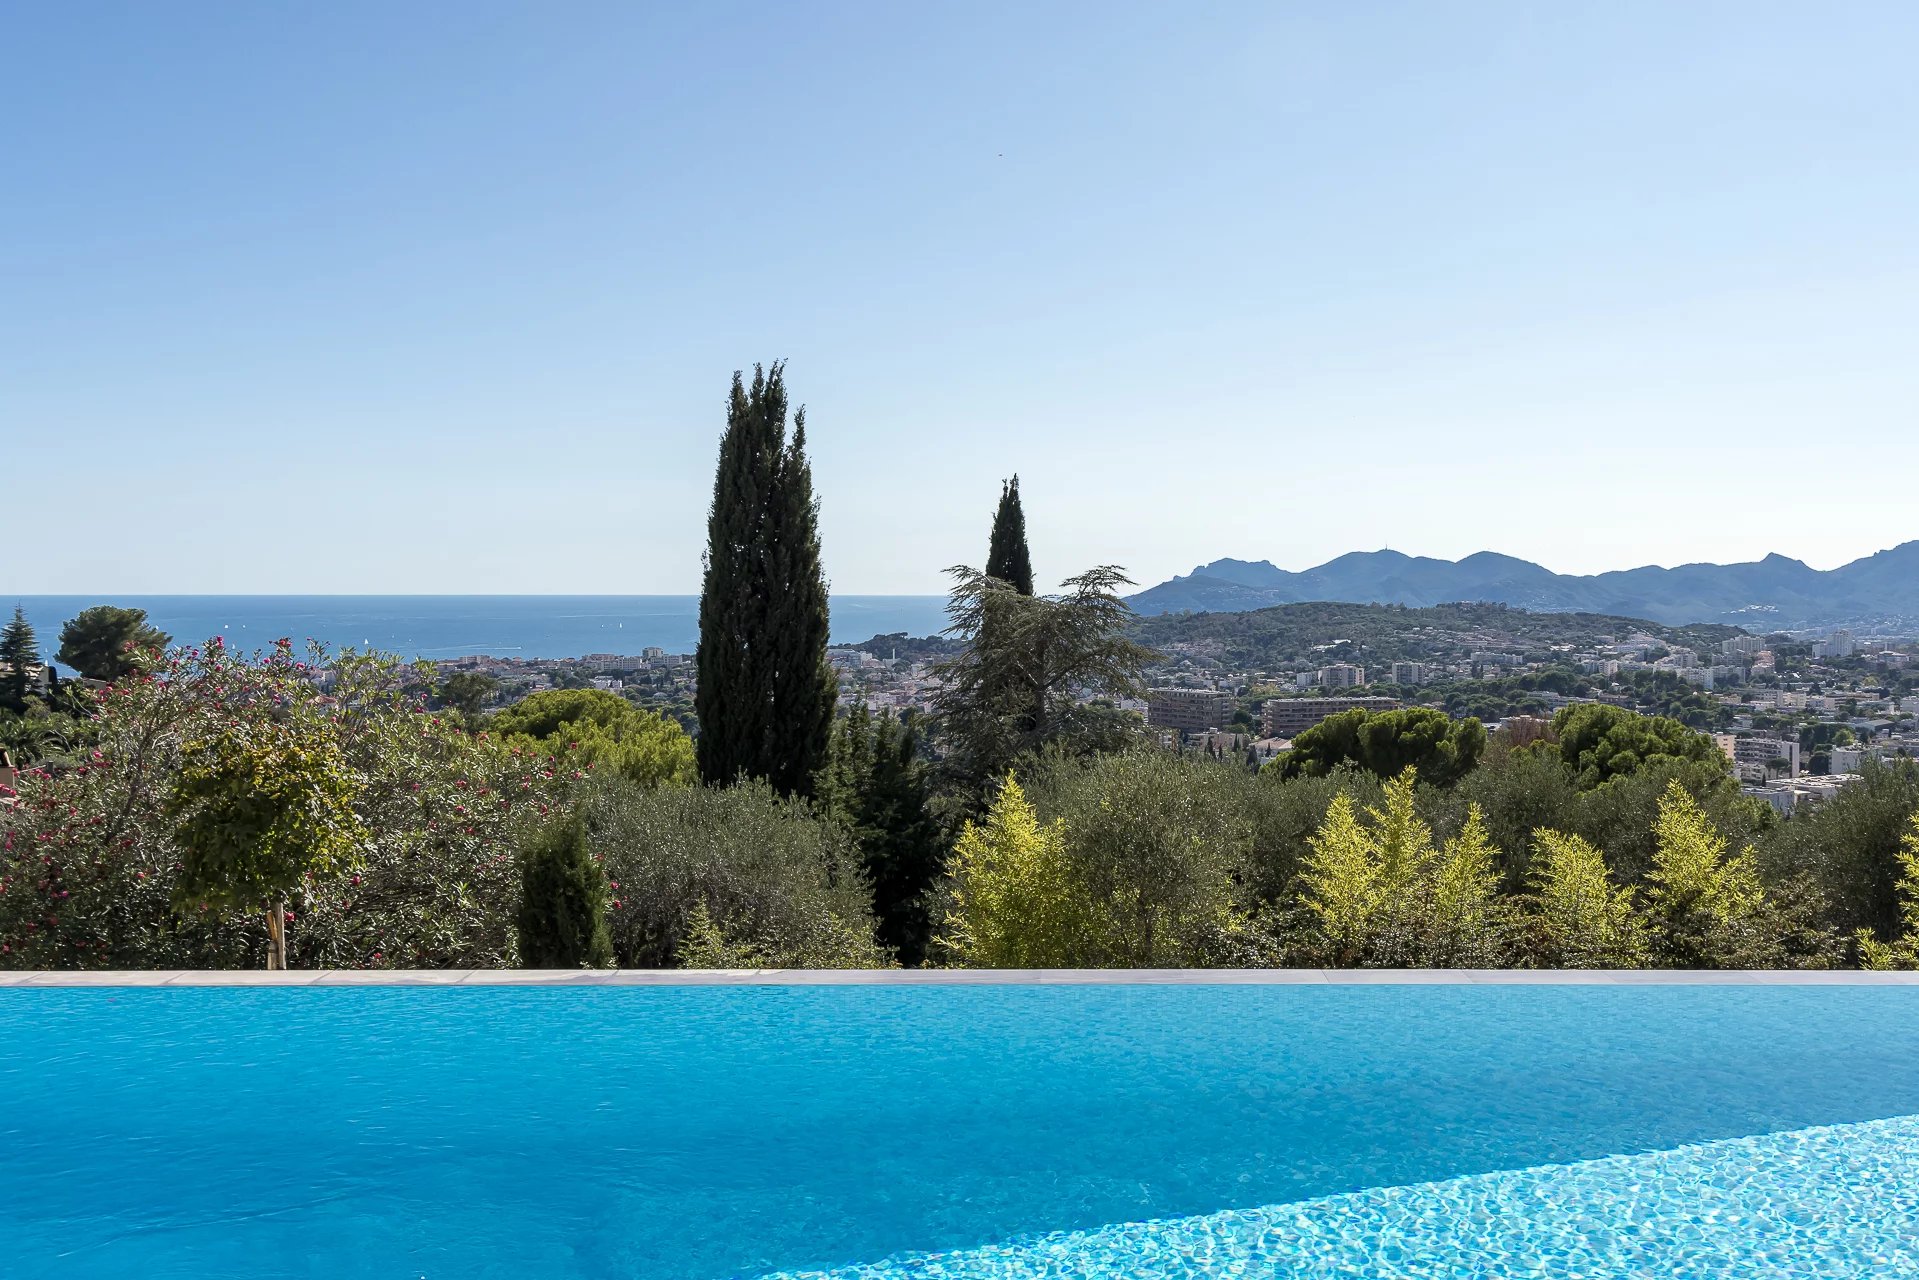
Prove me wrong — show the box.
[2,595,951,664]
[1,984,1917,1278]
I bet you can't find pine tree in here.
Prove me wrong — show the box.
[0,606,40,714]
[984,476,1035,595]
[695,363,837,797]
[817,709,945,965]
[516,816,614,969]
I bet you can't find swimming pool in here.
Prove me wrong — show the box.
[2,977,1917,1278]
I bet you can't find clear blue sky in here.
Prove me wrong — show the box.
[6,1,1916,595]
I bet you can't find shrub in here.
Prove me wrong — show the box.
[516,816,613,968]
[583,776,886,969]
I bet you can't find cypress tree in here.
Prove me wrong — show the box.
[516,816,614,969]
[695,363,837,797]
[985,475,1035,595]
[0,606,39,714]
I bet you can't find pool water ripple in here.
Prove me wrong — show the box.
[768,1115,1919,1278]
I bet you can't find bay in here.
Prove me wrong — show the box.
[2,596,952,665]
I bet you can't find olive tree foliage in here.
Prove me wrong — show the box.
[0,639,567,970]
[580,776,888,969]
[931,565,1155,803]
[1028,750,1258,966]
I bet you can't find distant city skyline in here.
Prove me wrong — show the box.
[7,2,1917,594]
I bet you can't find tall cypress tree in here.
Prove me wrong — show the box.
[984,475,1035,595]
[0,606,39,714]
[695,363,837,797]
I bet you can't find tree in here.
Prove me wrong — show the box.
[167,708,365,969]
[54,606,171,682]
[1034,750,1255,967]
[933,565,1155,798]
[438,671,499,720]
[1643,780,1769,968]
[1757,757,1919,940]
[1857,813,1919,970]
[0,607,38,714]
[582,775,887,969]
[695,362,836,798]
[940,775,1094,967]
[1527,829,1646,967]
[984,475,1035,595]
[490,688,695,788]
[817,708,945,965]
[1297,768,1510,967]
[1278,706,1486,787]
[515,816,614,968]
[1552,703,1727,790]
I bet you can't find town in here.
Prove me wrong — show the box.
[406,605,1919,821]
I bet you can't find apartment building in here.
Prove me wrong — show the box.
[1262,696,1401,738]
[1714,733,1802,783]
[1146,688,1236,733]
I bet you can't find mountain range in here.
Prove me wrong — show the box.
[1126,543,1919,632]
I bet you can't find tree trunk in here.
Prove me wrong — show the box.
[265,901,287,971]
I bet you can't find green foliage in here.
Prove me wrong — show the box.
[1128,601,1743,674]
[984,475,1035,596]
[933,565,1155,800]
[1562,759,1769,886]
[1857,814,1919,970]
[1278,706,1486,787]
[515,816,614,968]
[54,605,171,681]
[582,776,887,969]
[939,776,1094,968]
[817,707,945,965]
[0,607,38,715]
[438,672,499,720]
[168,711,365,918]
[1031,751,1255,967]
[1297,769,1511,967]
[1,639,565,970]
[489,688,696,789]
[1643,781,1772,968]
[1758,757,1919,941]
[695,362,837,798]
[1526,830,1647,967]
[1552,703,1727,790]
[1434,745,1579,892]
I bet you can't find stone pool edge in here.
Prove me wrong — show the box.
[4,968,1919,987]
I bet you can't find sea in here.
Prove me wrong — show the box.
[5,596,952,666]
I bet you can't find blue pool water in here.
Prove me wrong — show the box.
[2,984,1917,1278]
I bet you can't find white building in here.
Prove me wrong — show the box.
[1714,733,1802,783]
[1814,630,1856,660]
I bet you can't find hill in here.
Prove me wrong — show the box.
[1128,543,1919,632]
[1128,600,1746,672]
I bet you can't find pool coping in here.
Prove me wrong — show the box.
[3,968,1919,987]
